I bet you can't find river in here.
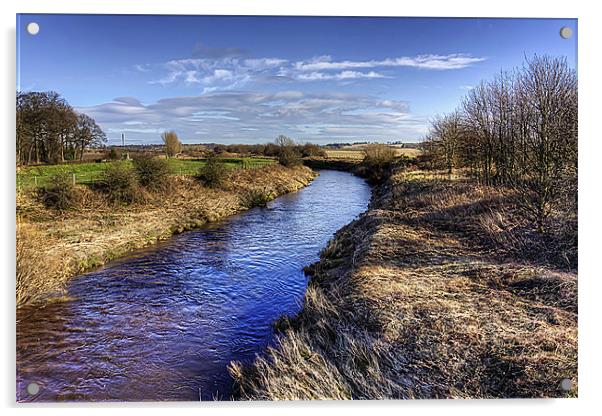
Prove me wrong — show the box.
[16,170,371,402]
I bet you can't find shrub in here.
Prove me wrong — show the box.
[39,173,79,210]
[240,187,275,208]
[197,153,227,188]
[300,143,327,158]
[363,144,396,166]
[263,143,280,157]
[278,148,302,167]
[107,147,119,160]
[361,144,397,183]
[99,162,139,203]
[132,156,172,189]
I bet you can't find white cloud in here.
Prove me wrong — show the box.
[77,91,426,144]
[134,64,150,73]
[243,58,287,68]
[294,54,486,71]
[144,52,485,92]
[297,70,387,81]
[183,71,199,84]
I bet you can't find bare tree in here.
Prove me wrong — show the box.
[74,113,106,161]
[275,135,295,148]
[424,55,577,232]
[429,112,463,174]
[513,55,577,231]
[161,131,182,159]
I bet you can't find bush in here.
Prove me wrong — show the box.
[107,147,119,160]
[361,144,398,184]
[363,144,396,166]
[197,153,227,188]
[99,162,139,203]
[132,156,171,189]
[300,143,327,158]
[39,173,80,210]
[240,187,275,208]
[278,148,302,167]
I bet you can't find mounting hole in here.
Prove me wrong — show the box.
[560,378,573,391]
[26,382,40,395]
[560,27,572,39]
[26,22,40,35]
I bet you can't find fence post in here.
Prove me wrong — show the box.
[72,173,76,186]
[34,176,37,187]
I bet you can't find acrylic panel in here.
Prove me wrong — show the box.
[16,14,578,402]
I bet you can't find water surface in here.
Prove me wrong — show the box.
[17,170,370,401]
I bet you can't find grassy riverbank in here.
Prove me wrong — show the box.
[231,167,577,399]
[17,158,274,190]
[16,165,315,306]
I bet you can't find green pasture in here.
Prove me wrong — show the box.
[17,158,274,189]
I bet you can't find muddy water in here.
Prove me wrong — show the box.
[16,170,371,402]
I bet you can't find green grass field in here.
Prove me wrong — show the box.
[17,158,274,190]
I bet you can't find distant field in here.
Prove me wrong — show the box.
[325,147,422,160]
[393,148,422,157]
[17,158,274,189]
[324,150,366,160]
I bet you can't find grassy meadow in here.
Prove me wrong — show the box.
[16,157,274,190]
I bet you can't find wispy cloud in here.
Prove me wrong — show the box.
[134,64,150,73]
[95,50,485,143]
[296,70,387,81]
[294,54,486,71]
[144,52,486,91]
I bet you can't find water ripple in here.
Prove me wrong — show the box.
[17,170,371,402]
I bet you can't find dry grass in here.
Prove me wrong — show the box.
[231,168,577,399]
[16,224,69,305]
[325,148,422,160]
[16,165,316,306]
[324,150,366,160]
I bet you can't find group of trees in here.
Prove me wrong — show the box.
[17,91,107,165]
[425,55,577,231]
[211,141,326,159]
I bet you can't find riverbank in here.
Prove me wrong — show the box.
[16,165,316,307]
[230,167,578,399]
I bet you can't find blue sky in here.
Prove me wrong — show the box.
[17,15,577,145]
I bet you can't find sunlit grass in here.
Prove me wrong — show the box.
[324,148,422,160]
[16,158,274,189]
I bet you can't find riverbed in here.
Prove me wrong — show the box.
[16,170,371,402]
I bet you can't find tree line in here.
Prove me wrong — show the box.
[211,141,326,159]
[424,55,577,231]
[17,91,107,165]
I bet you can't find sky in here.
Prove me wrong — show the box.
[17,15,577,145]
